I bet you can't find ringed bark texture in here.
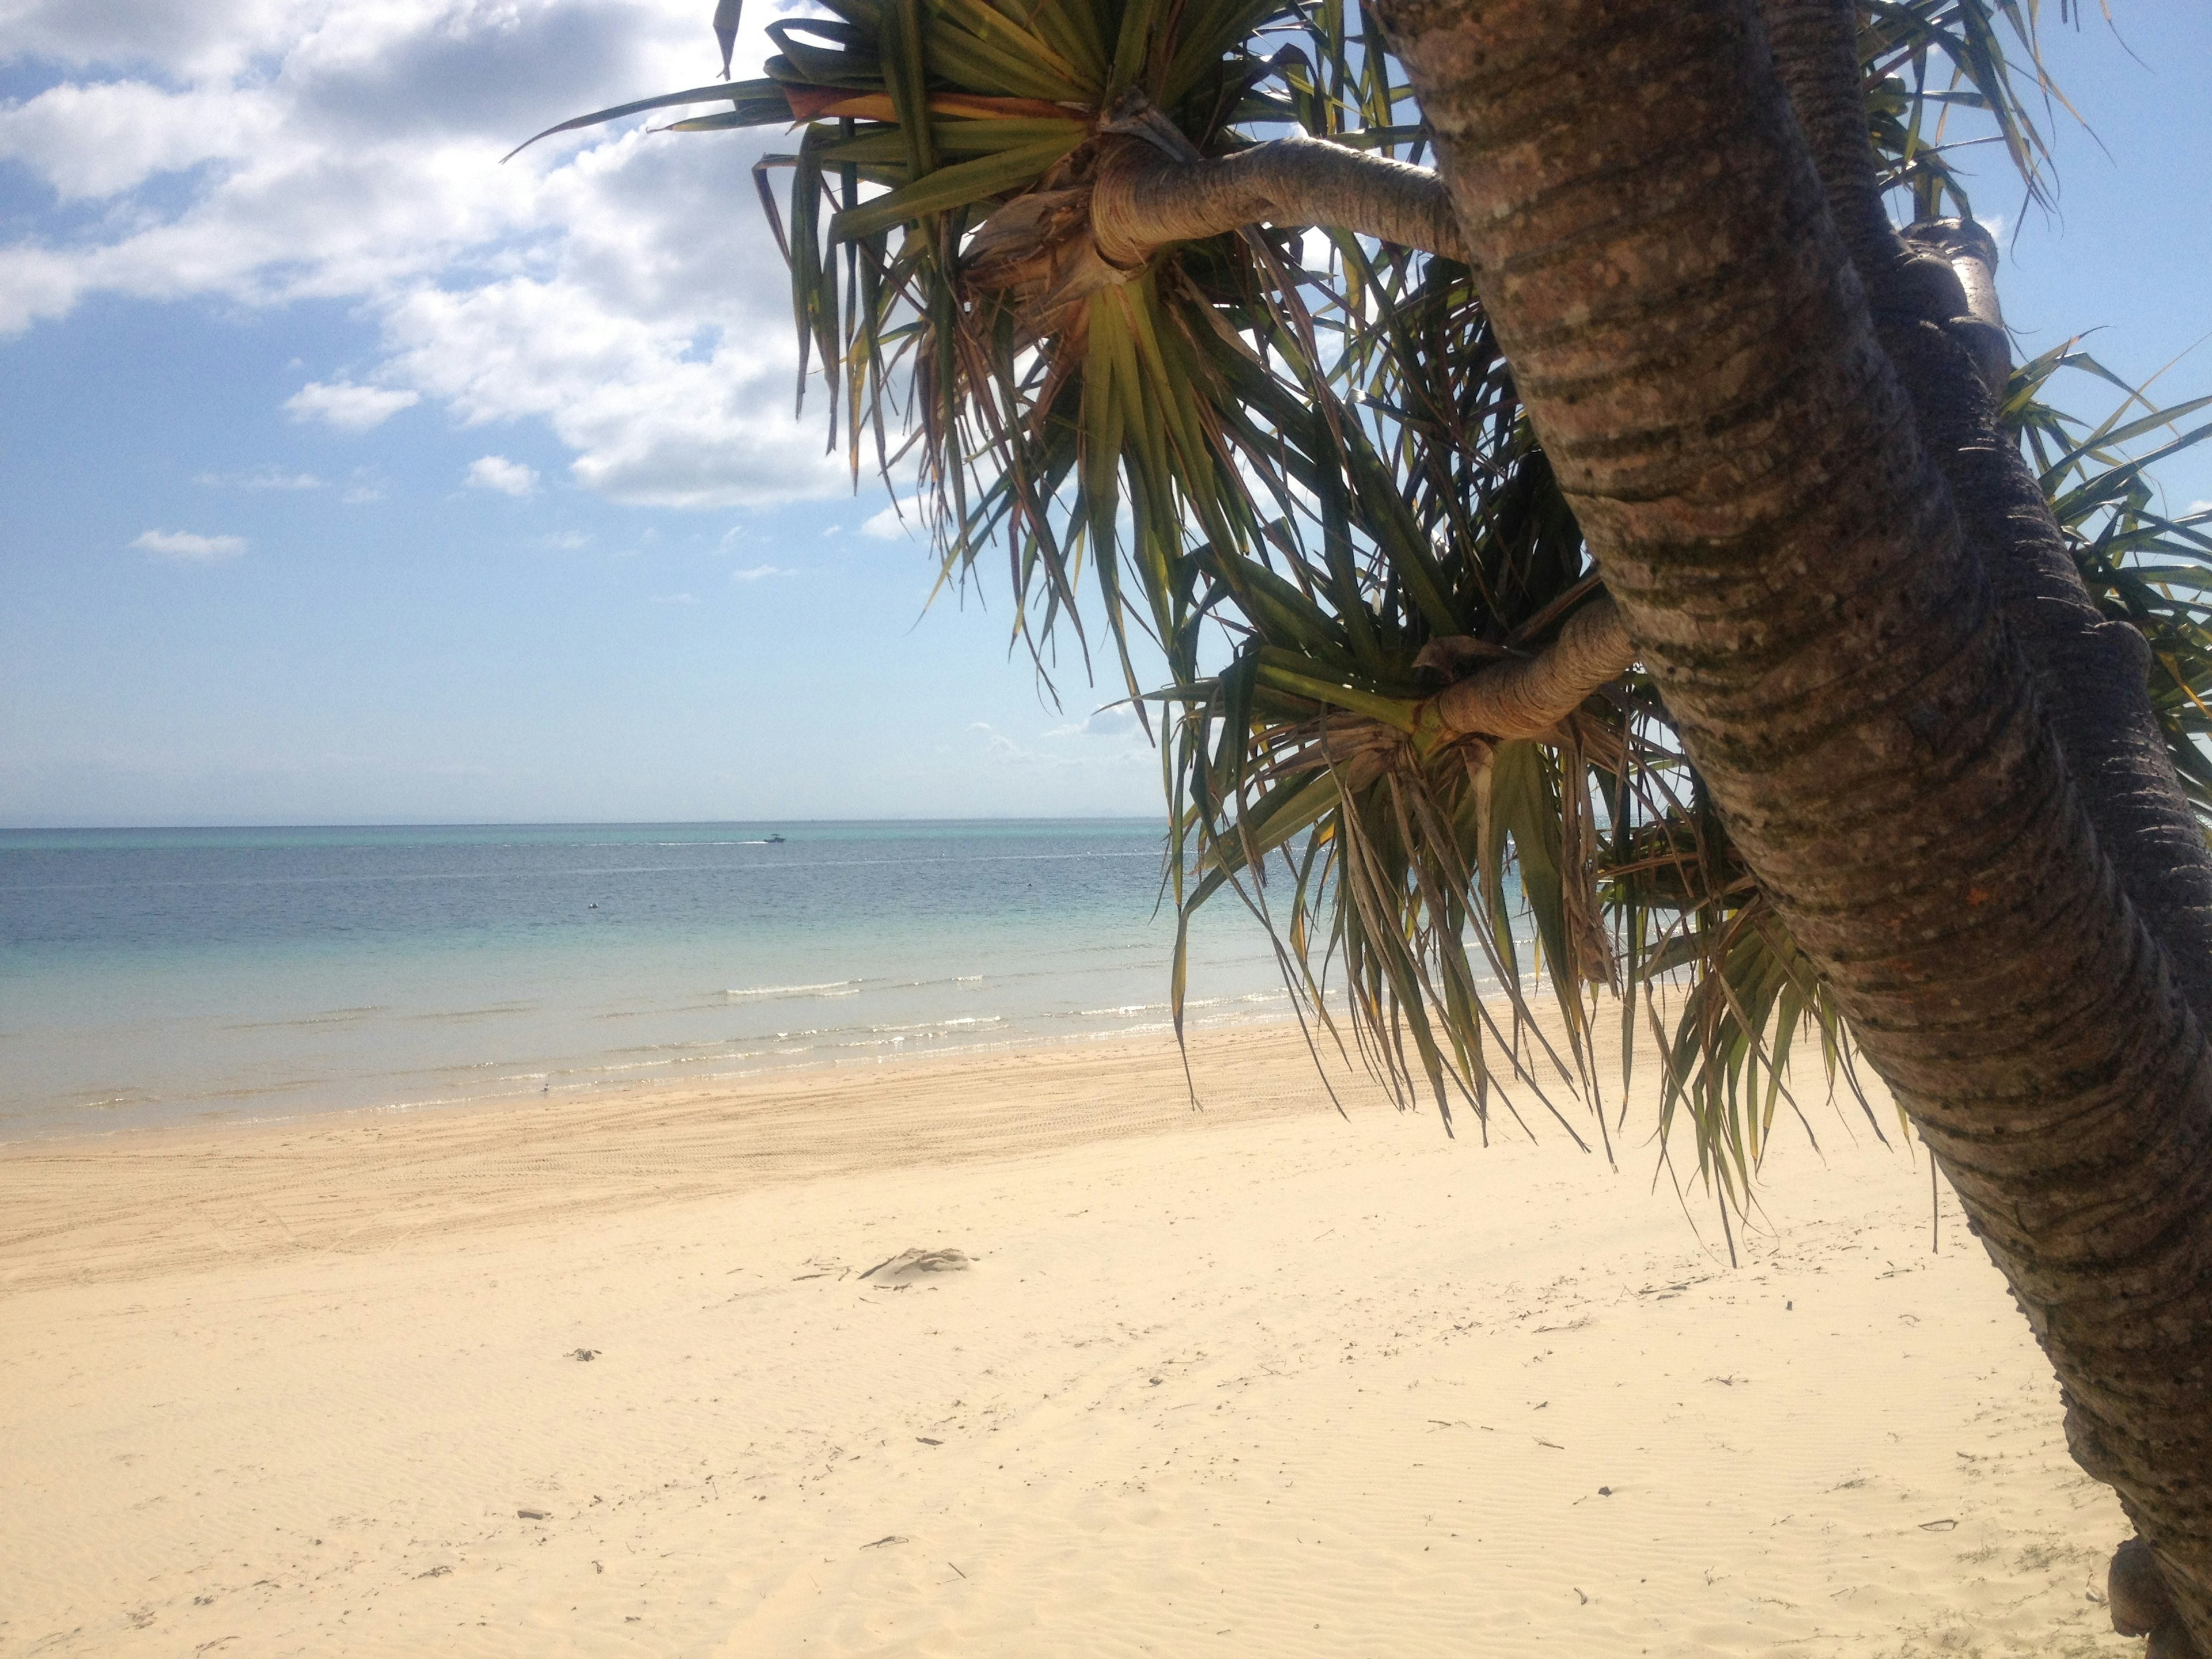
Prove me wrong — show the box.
[1376,0,2212,1639]
[1757,0,2212,1033]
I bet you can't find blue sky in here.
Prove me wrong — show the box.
[2,1,2207,828]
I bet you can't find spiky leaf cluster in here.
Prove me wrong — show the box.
[523,0,2212,1214]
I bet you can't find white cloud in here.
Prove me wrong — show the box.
[1047,704,1142,740]
[862,498,919,540]
[285,380,419,431]
[380,256,843,509]
[0,0,851,507]
[132,528,246,561]
[0,78,279,202]
[730,563,793,582]
[0,0,350,85]
[196,467,324,489]
[2188,499,2212,517]
[978,708,1153,768]
[466,453,540,496]
[648,591,697,604]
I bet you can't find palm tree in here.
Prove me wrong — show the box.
[517,0,2212,1646]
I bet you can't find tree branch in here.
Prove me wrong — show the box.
[1430,597,1633,740]
[1089,135,1466,267]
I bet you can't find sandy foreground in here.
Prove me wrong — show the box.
[0,1021,2135,1658]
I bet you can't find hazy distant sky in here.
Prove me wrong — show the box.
[2,1,2208,827]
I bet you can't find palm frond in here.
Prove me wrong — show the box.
[518,0,2202,1214]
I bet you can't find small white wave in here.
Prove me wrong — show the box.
[725,980,863,999]
[866,1015,1008,1035]
[1066,990,1285,1018]
[1081,1019,1177,1039]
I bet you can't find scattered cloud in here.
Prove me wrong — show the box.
[730,563,794,583]
[0,2,851,506]
[285,380,419,432]
[132,528,245,561]
[1046,705,1141,740]
[0,76,280,204]
[195,466,325,490]
[541,529,592,550]
[862,498,920,540]
[466,454,540,497]
[382,268,845,509]
[964,715,1152,770]
[2188,499,2211,517]
[821,524,843,537]
[648,591,698,605]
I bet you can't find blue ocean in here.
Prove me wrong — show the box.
[0,820,1301,1142]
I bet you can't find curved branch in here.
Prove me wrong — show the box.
[1430,597,1634,740]
[1897,215,2009,391]
[1089,135,1466,267]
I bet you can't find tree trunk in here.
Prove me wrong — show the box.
[1375,0,2212,1645]
[1755,0,2212,1032]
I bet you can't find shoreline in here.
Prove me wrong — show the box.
[1,1018,2135,1657]
[0,1021,1392,1296]
[0,1001,1316,1153]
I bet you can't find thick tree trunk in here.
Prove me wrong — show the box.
[1756,0,2212,1032]
[1375,0,2212,1645]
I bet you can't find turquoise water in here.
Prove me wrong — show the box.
[0,820,1297,1141]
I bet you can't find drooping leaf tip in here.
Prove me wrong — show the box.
[714,0,743,79]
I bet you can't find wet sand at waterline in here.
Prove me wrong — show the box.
[1,1021,2134,1657]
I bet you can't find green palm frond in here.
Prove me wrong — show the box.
[520,0,2205,1212]
[1861,0,2066,217]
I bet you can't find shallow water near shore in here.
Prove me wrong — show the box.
[0,819,1317,1139]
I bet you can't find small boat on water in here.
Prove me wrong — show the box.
[764,834,786,844]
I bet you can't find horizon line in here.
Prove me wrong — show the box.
[0,813,1164,834]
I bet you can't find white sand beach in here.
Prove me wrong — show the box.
[1,1024,2135,1657]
